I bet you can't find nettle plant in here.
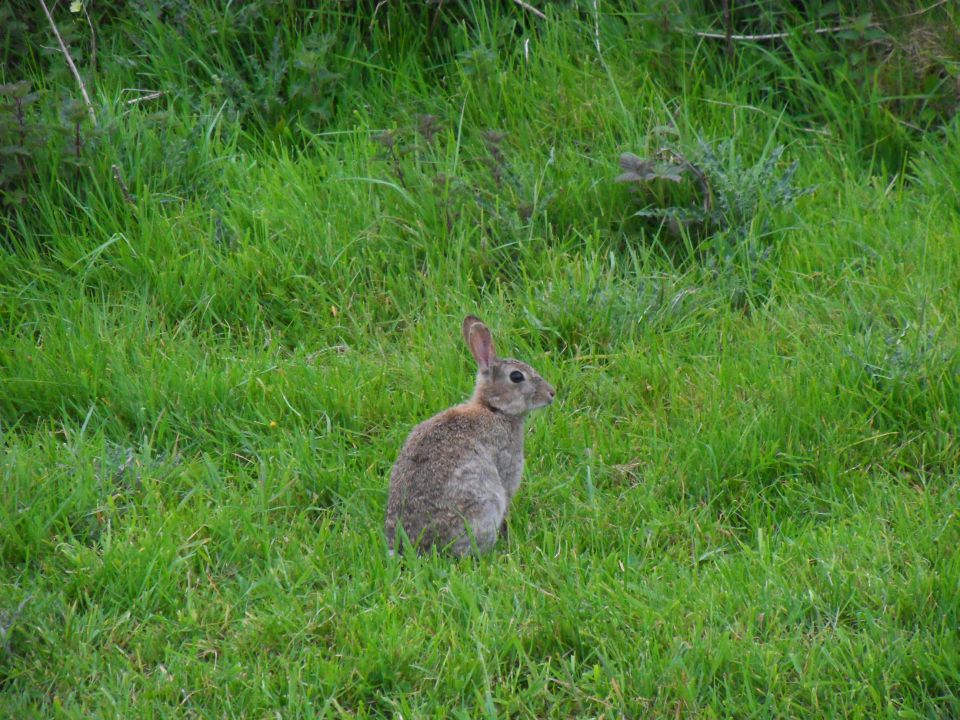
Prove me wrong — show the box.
[617,138,814,261]
[1,81,101,210]
[0,81,43,207]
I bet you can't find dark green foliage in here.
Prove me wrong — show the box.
[618,140,814,253]
[0,81,41,208]
[692,0,960,167]
[120,1,349,134]
[0,81,101,217]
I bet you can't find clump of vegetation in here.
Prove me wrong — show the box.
[121,1,345,134]
[0,81,101,214]
[372,114,554,246]
[848,320,960,442]
[693,2,959,167]
[617,139,814,261]
[0,81,41,208]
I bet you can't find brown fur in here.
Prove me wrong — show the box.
[385,316,555,556]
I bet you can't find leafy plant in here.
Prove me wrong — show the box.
[0,81,41,208]
[617,139,814,258]
[0,81,101,212]
[845,320,960,444]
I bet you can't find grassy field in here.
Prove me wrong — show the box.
[2,1,960,717]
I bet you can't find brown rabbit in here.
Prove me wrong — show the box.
[385,316,555,556]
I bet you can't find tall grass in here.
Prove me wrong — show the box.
[2,1,959,716]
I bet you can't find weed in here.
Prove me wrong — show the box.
[618,139,814,259]
[0,81,40,208]
[848,321,960,445]
[0,79,104,222]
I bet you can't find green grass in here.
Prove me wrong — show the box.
[2,1,959,717]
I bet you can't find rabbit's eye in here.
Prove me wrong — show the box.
[509,371,525,383]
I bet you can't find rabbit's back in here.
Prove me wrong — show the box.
[385,404,517,555]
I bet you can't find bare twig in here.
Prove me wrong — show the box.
[38,0,97,125]
[370,0,389,32]
[112,164,135,207]
[512,0,546,20]
[81,0,97,74]
[893,0,948,19]
[126,91,163,105]
[691,24,881,42]
[427,0,445,40]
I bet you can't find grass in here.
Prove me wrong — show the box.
[2,1,959,717]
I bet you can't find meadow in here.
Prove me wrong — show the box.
[1,1,959,716]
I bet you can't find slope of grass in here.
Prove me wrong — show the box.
[2,2,959,717]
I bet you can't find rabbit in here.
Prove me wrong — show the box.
[385,315,556,557]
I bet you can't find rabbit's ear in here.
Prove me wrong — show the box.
[462,315,482,345]
[463,316,495,370]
